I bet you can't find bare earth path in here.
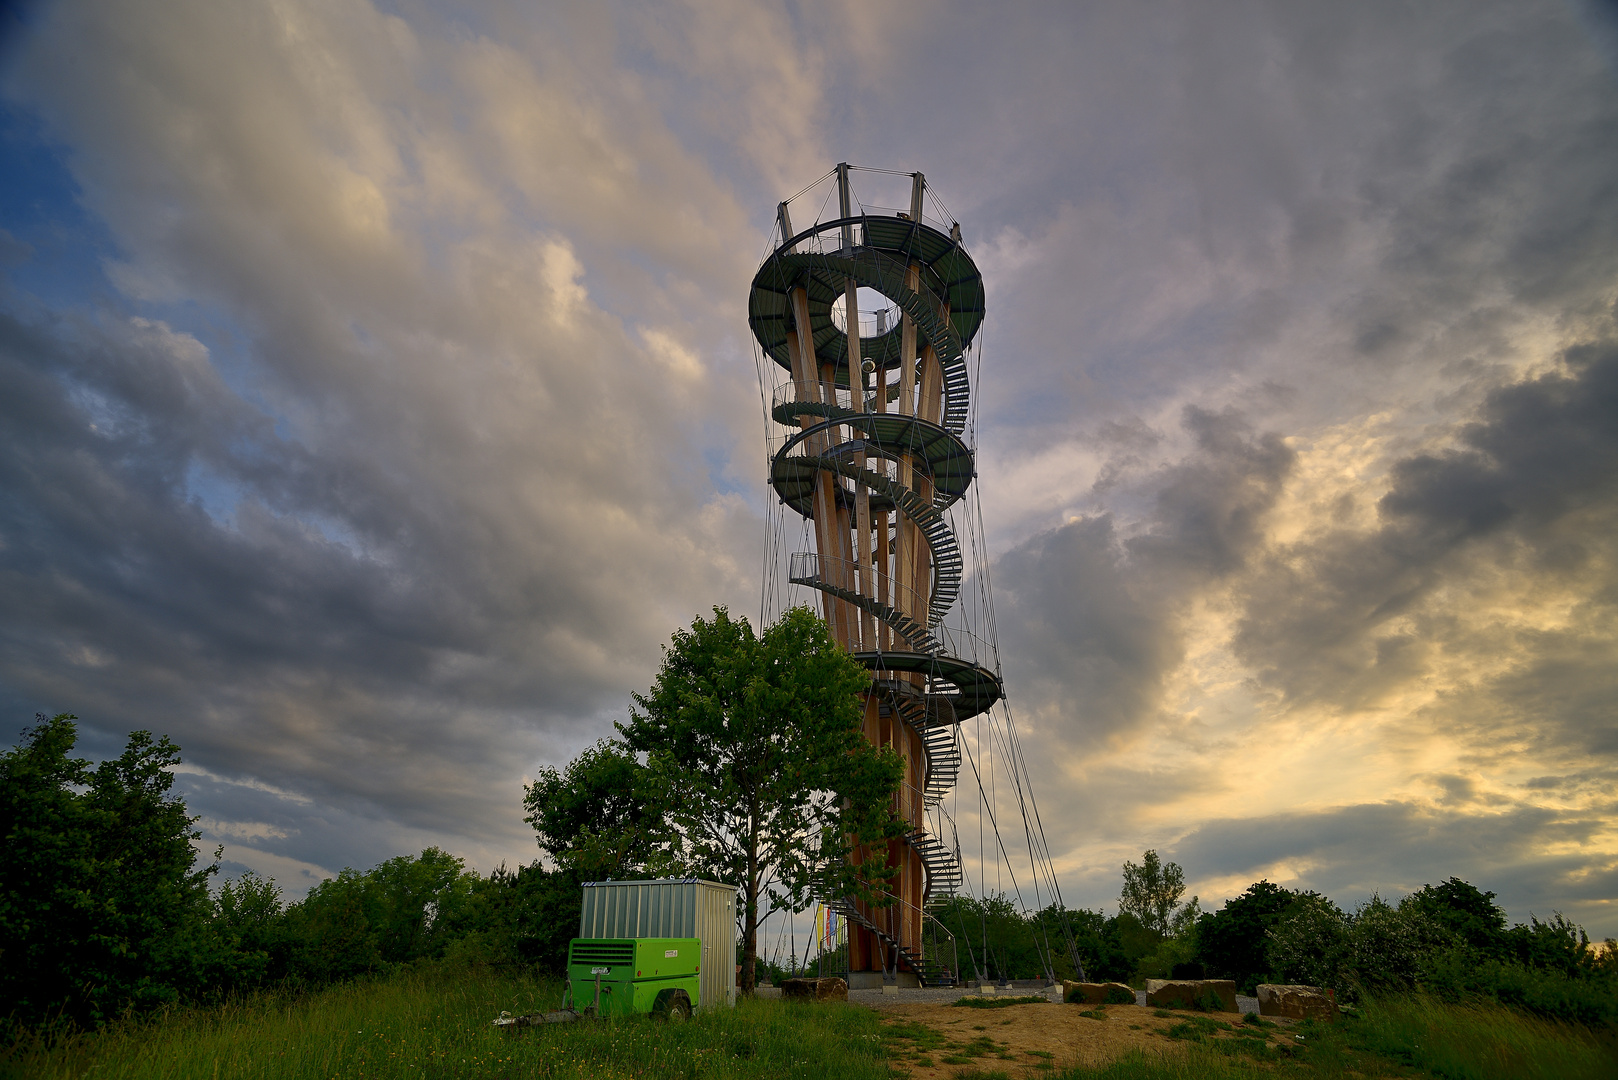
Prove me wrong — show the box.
[856,995,1300,1078]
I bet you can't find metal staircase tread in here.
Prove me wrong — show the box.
[769,249,972,437]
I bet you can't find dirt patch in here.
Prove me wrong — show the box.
[871,1000,1299,1078]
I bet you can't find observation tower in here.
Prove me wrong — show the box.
[749,165,1005,987]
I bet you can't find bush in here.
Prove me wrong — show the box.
[0,715,223,1034]
[272,848,565,984]
[1403,877,1510,958]
[1346,894,1449,995]
[1193,880,1294,992]
[1508,914,1605,978]
[1421,949,1618,1028]
[1131,935,1197,982]
[445,861,584,972]
[1267,893,1350,991]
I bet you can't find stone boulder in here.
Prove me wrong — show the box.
[1256,984,1337,1021]
[781,977,848,1002]
[1145,979,1238,1012]
[1062,981,1137,1006]
[1196,980,1237,1012]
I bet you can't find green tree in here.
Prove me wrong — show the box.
[1402,877,1509,958]
[523,739,671,878]
[0,714,219,1032]
[1346,894,1448,994]
[1047,905,1135,983]
[933,893,1055,982]
[448,861,585,972]
[1507,913,1599,978]
[1194,879,1295,990]
[210,871,282,987]
[1267,892,1350,990]
[1119,849,1186,937]
[279,848,480,983]
[619,606,906,995]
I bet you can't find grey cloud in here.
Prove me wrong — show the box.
[1234,343,1618,733]
[0,0,770,879]
[1381,343,1618,542]
[1131,406,1294,576]
[4,0,1617,933]
[1171,798,1618,931]
[997,406,1293,740]
[0,306,550,835]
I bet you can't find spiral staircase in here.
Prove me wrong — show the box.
[750,166,1004,986]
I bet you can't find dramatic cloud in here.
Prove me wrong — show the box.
[2,0,1615,934]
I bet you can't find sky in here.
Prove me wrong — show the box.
[1,0,1616,939]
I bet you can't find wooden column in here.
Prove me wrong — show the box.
[790,286,855,648]
[838,166,876,651]
[900,172,925,646]
[896,261,922,644]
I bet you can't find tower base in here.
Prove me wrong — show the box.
[846,970,921,990]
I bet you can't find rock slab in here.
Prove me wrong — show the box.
[1256,984,1337,1021]
[1145,979,1238,1012]
[781,977,848,1002]
[1062,981,1137,1006]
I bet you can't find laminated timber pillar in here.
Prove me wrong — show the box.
[750,163,1003,988]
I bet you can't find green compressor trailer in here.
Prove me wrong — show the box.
[566,937,701,1019]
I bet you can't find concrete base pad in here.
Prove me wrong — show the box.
[846,970,920,989]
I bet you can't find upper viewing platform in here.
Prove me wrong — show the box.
[749,206,985,389]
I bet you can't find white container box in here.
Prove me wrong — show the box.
[579,878,737,1008]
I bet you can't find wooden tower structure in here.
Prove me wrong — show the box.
[749,165,1004,987]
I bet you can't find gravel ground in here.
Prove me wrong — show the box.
[756,983,1262,1014]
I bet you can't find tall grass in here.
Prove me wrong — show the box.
[0,965,892,1080]
[7,967,1613,1080]
[1340,992,1615,1080]
[1043,1049,1280,1080]
[1043,992,1615,1080]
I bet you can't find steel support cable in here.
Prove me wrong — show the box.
[985,703,1057,978]
[984,708,1050,918]
[1003,722,1080,977]
[978,709,1058,985]
[994,696,1085,978]
[782,166,840,209]
[959,715,1045,941]
[948,758,985,982]
[751,326,773,625]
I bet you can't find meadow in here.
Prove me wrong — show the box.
[0,966,894,1080]
[5,966,1613,1080]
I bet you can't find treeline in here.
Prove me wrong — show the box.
[913,853,1618,1027]
[9,712,1618,1039]
[0,716,585,1037]
[5,609,894,1034]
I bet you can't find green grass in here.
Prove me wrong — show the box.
[1163,1016,1231,1042]
[1046,992,1616,1080]
[0,966,894,1080]
[951,994,1050,1009]
[1303,992,1617,1080]
[7,968,1613,1080]
[1046,1046,1294,1079]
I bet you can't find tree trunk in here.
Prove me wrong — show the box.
[741,806,760,995]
